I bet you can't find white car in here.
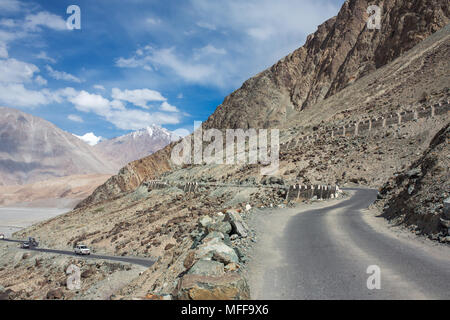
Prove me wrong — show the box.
[74,244,91,255]
[0,234,4,240]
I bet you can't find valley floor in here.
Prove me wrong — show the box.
[0,207,69,238]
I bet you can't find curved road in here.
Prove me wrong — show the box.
[0,239,155,267]
[250,188,450,299]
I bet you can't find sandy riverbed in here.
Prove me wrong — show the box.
[0,207,69,238]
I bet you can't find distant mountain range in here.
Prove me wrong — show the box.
[0,107,114,186]
[94,125,180,171]
[0,107,177,189]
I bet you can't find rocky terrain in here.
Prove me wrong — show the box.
[1,0,449,300]
[374,123,449,239]
[203,0,449,129]
[0,241,145,300]
[80,19,450,209]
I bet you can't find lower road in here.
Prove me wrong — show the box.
[0,239,155,268]
[249,188,450,299]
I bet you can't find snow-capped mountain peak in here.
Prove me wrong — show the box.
[94,125,179,170]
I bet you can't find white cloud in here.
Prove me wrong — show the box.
[116,56,150,70]
[93,84,105,91]
[0,29,25,43]
[160,101,179,112]
[0,58,39,83]
[65,89,181,130]
[52,87,78,102]
[45,65,82,83]
[0,83,55,107]
[110,99,125,110]
[193,44,226,60]
[111,88,166,109]
[0,19,16,28]
[67,114,84,123]
[24,11,67,31]
[116,0,340,89]
[74,132,103,146]
[35,51,56,63]
[246,27,274,40]
[69,90,111,116]
[196,22,216,30]
[0,0,21,12]
[34,75,47,86]
[146,18,161,25]
[144,47,215,83]
[115,44,228,86]
[106,109,180,130]
[0,43,7,58]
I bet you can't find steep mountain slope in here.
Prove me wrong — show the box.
[0,107,116,185]
[78,0,449,208]
[374,123,449,236]
[204,0,449,129]
[94,125,179,171]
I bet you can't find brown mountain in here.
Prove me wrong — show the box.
[77,0,449,208]
[204,0,449,129]
[13,0,450,299]
[0,107,116,186]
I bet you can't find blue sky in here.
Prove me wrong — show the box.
[0,0,344,143]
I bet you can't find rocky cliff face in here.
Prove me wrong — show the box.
[204,0,449,129]
[75,144,175,209]
[78,0,449,208]
[375,123,449,237]
[0,107,116,186]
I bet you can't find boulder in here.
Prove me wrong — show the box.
[406,168,422,178]
[224,263,240,272]
[81,268,96,279]
[187,259,225,277]
[443,197,450,219]
[198,216,214,228]
[176,273,250,300]
[46,288,64,300]
[208,221,232,235]
[183,251,197,269]
[190,229,206,249]
[203,231,224,243]
[196,238,239,264]
[225,210,249,238]
[261,176,285,185]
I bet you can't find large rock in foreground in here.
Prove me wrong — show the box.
[176,273,250,300]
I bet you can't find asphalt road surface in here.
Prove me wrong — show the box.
[253,188,450,299]
[0,239,155,267]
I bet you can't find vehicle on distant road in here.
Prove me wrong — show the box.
[0,233,4,240]
[21,242,30,249]
[74,244,90,255]
[28,237,39,247]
